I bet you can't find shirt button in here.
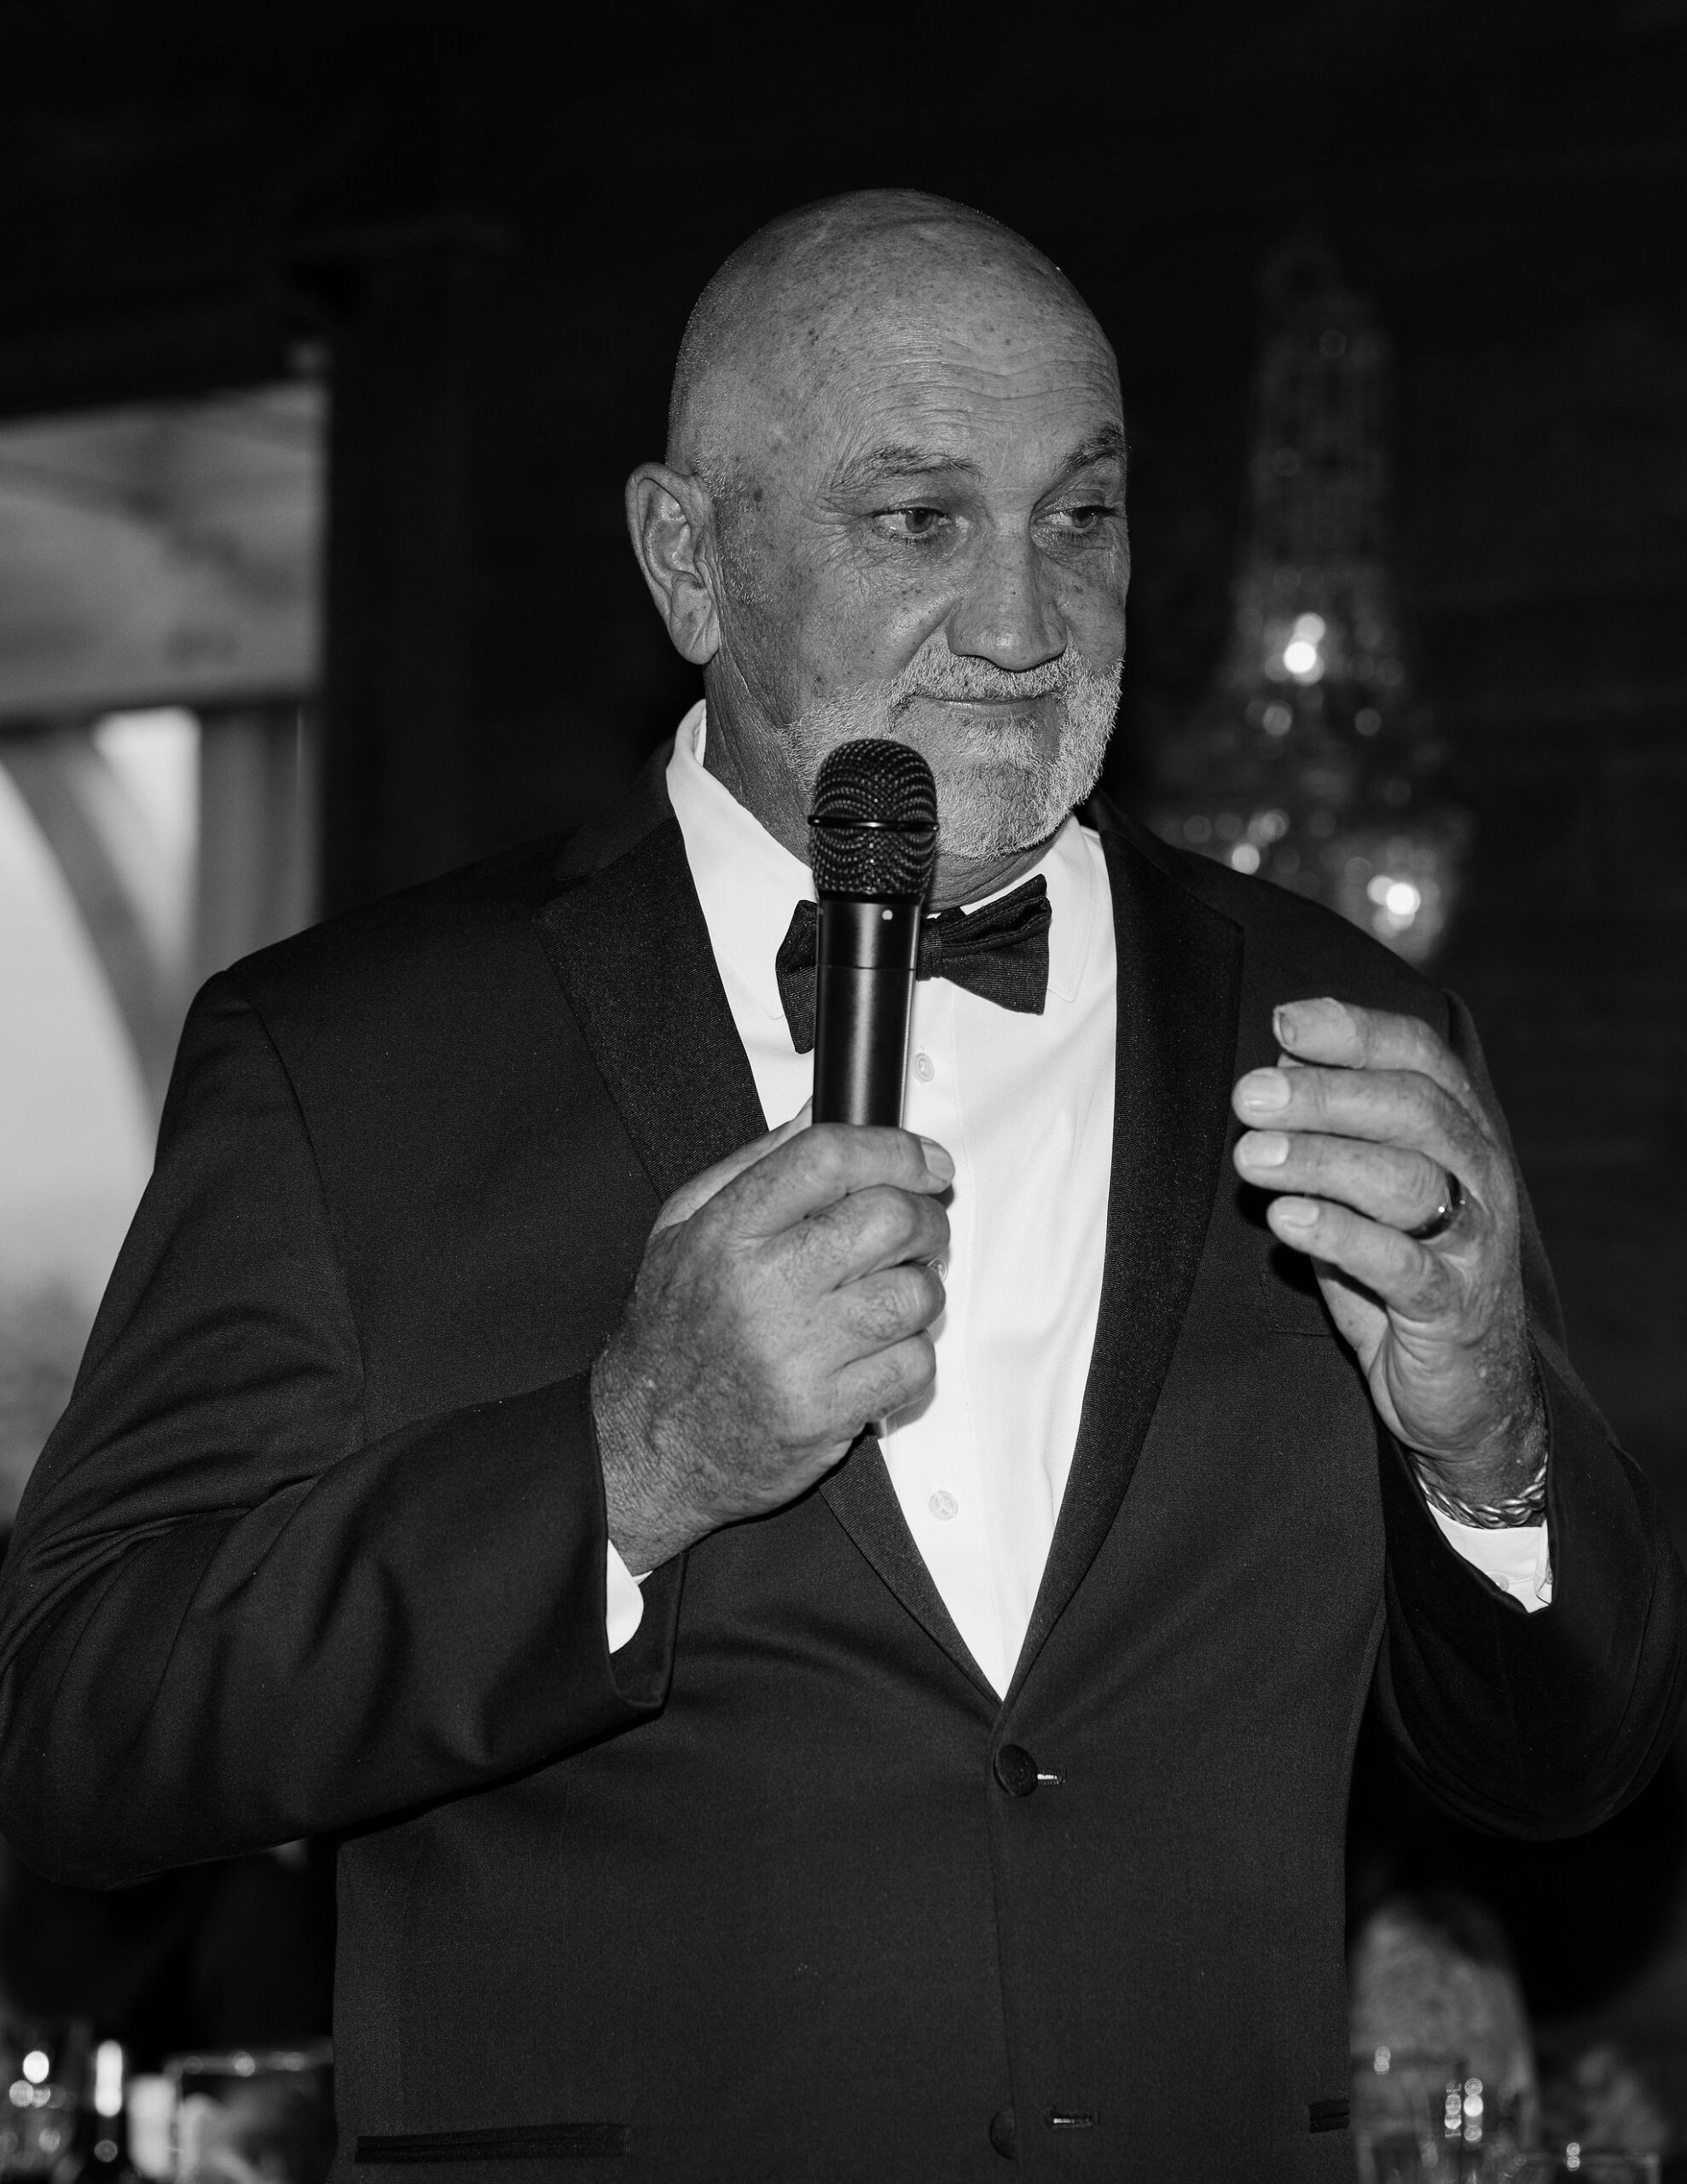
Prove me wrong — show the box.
[913,1051,936,1082]
[928,1490,959,1521]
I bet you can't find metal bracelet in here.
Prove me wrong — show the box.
[1413,1454,1549,1530]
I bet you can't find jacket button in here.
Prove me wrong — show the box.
[988,2106,1017,2158]
[994,1744,1039,1798]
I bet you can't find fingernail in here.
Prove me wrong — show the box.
[1238,1068,1290,1111]
[1276,997,1351,1048]
[919,1137,955,1182]
[1272,1197,1319,1229]
[1241,1130,1290,1167]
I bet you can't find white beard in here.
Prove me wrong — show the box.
[786,642,1122,860]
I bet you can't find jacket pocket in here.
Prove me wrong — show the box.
[356,2127,628,2163]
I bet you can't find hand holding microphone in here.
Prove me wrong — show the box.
[591,741,950,1572]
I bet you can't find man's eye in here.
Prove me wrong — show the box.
[1047,503,1117,535]
[877,506,948,539]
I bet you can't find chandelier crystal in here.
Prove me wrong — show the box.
[1148,245,1469,965]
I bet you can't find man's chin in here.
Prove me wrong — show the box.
[922,761,1070,863]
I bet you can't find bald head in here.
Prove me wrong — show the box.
[667,189,1114,493]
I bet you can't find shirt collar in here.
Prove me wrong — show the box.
[666,701,1100,1020]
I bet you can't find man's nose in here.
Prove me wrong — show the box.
[945,524,1065,672]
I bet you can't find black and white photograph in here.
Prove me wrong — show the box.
[0,6,1684,2178]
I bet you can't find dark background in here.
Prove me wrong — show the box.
[2,0,1684,2086]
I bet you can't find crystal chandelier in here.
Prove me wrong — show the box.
[1148,244,1469,964]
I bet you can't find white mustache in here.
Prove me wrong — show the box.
[889,653,1093,707]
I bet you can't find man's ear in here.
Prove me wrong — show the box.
[624,462,721,665]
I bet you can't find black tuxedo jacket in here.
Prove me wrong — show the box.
[0,758,1680,2182]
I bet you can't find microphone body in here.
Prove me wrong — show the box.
[813,898,922,1126]
[807,741,939,1129]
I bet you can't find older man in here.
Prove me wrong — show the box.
[0,193,1679,2182]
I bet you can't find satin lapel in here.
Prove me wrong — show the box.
[533,776,994,1702]
[820,1441,999,1704]
[1005,822,1244,1705]
[535,808,763,1204]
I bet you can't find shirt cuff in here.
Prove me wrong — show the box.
[606,1542,646,1652]
[1430,1507,1552,1611]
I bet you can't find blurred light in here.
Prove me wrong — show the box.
[1365,874,1422,928]
[94,2043,124,2119]
[92,710,199,874]
[20,2054,48,2087]
[1354,706,1381,736]
[1262,701,1293,735]
[1252,808,1289,842]
[1282,613,1327,684]
[125,2077,174,2181]
[1183,815,1212,843]
[1230,843,1261,874]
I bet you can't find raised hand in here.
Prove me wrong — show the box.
[592,1112,953,1572]
[1232,996,1545,1508]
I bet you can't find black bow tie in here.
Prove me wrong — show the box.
[775,875,1052,1054]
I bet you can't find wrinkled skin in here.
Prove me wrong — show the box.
[597,1112,953,1573]
[1232,998,1545,1503]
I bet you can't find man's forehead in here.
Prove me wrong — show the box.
[809,339,1125,496]
[799,270,1115,394]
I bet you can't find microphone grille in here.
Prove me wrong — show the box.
[808,739,938,899]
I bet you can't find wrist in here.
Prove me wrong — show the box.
[590,1349,709,1572]
[1405,1353,1549,1527]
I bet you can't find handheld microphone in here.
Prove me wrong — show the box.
[807,740,939,1126]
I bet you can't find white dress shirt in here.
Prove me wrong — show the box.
[604,704,1550,1685]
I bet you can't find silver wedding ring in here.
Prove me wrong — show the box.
[1406,1166,1465,1243]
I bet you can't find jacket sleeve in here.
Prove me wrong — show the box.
[0,977,672,1888]
[1371,990,1687,1838]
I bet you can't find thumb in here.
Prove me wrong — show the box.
[652,1100,812,1234]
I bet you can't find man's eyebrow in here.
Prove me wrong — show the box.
[832,444,983,493]
[831,426,1128,498]
[1058,427,1129,474]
